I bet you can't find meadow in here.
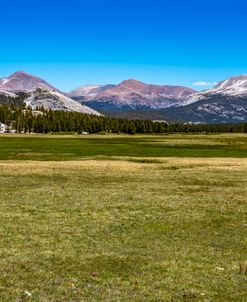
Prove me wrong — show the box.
[0,134,247,301]
[0,133,247,160]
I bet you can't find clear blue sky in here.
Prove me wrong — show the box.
[1,0,247,91]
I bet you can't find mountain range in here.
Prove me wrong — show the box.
[68,79,196,111]
[1,71,247,123]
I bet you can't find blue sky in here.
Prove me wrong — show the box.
[1,0,247,91]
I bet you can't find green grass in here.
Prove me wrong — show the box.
[0,134,247,301]
[0,133,247,160]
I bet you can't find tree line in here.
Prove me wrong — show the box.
[0,98,247,134]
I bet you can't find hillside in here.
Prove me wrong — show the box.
[25,89,102,115]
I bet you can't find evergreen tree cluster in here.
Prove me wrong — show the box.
[0,99,247,134]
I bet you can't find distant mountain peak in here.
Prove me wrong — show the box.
[118,79,147,90]
[10,71,31,76]
[0,71,58,93]
[8,71,46,80]
[214,74,247,90]
[120,79,145,85]
[181,74,247,107]
[69,79,196,112]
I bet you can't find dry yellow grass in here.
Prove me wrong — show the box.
[1,157,247,301]
[1,157,247,174]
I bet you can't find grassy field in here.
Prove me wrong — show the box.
[0,134,247,301]
[0,133,247,160]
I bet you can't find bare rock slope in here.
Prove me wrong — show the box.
[25,89,102,115]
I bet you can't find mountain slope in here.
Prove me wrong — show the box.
[69,79,196,111]
[181,75,247,106]
[0,90,18,105]
[110,94,247,124]
[163,95,247,123]
[0,90,16,98]
[25,89,102,115]
[0,71,59,93]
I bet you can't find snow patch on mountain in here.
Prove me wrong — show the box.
[181,75,247,106]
